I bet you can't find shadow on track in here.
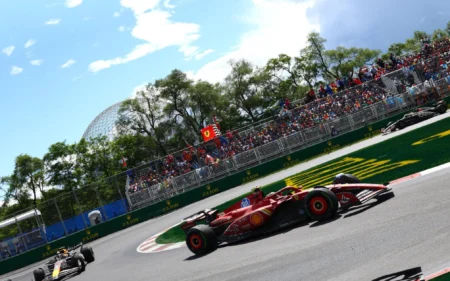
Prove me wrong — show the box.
[184,192,395,261]
[341,192,395,219]
[372,266,423,281]
[184,222,309,261]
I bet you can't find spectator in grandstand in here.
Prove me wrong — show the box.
[330,126,339,137]
[126,38,450,197]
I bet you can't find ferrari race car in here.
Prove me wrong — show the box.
[382,99,447,135]
[32,243,95,281]
[182,173,393,255]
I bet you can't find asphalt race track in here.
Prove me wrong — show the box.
[3,113,450,281]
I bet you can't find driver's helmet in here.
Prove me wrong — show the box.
[57,248,68,257]
[252,186,264,201]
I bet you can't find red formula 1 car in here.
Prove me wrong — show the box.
[182,173,393,255]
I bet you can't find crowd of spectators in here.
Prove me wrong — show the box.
[127,37,450,196]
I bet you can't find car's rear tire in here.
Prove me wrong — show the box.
[439,103,447,114]
[80,246,95,263]
[305,188,339,222]
[332,173,360,184]
[73,253,86,272]
[33,268,46,281]
[186,225,217,255]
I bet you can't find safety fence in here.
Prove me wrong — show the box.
[125,92,416,210]
[2,98,450,277]
[2,53,450,264]
[124,50,450,208]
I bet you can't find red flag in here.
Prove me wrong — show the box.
[201,125,216,142]
[122,157,127,167]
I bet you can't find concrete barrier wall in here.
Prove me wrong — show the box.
[2,99,449,276]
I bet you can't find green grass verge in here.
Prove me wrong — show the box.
[156,116,450,244]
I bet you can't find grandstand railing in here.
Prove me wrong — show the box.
[1,45,450,261]
[126,91,419,210]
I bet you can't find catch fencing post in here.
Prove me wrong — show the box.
[14,216,28,252]
[115,177,129,213]
[54,199,68,237]
[72,190,89,229]
[94,186,109,221]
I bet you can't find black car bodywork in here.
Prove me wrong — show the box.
[32,243,94,281]
[382,100,447,135]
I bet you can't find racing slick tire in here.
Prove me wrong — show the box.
[332,173,360,184]
[80,246,95,263]
[305,188,339,222]
[438,102,447,114]
[186,224,217,255]
[33,268,46,281]
[73,253,86,272]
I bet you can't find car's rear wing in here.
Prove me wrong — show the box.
[181,209,218,234]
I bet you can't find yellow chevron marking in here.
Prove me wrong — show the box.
[412,129,450,146]
[285,157,419,189]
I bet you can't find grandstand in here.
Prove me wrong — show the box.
[125,37,450,209]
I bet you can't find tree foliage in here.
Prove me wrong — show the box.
[1,25,449,223]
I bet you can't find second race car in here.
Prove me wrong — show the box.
[32,243,95,281]
[382,99,447,135]
[182,173,393,255]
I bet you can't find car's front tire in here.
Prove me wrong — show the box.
[80,246,95,263]
[305,188,339,222]
[73,253,86,272]
[186,225,217,255]
[33,268,46,281]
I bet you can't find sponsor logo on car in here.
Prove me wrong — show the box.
[250,213,264,226]
[241,197,251,208]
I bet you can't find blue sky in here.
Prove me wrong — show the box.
[1,0,450,185]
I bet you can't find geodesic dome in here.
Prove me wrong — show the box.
[82,101,124,140]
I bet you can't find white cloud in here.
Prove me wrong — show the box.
[88,0,200,72]
[194,49,214,60]
[113,11,121,17]
[2,45,15,56]
[30,59,43,66]
[61,59,76,68]
[24,39,36,48]
[45,18,61,25]
[10,66,23,75]
[66,0,83,8]
[192,0,320,83]
[130,83,147,98]
[89,44,155,72]
[118,26,126,32]
[163,0,175,9]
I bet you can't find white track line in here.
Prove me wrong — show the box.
[137,161,450,254]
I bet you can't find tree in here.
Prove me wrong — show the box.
[7,155,46,207]
[303,32,381,80]
[117,84,171,155]
[388,43,407,57]
[0,175,31,207]
[432,29,447,41]
[44,141,82,191]
[110,134,157,169]
[264,53,315,100]
[224,60,267,123]
[156,70,201,139]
